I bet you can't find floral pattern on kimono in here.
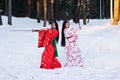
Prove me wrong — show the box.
[38,29,61,69]
[64,27,83,67]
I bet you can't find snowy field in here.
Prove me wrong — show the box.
[0,16,120,80]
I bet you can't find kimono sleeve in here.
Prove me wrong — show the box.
[43,29,52,46]
[65,28,78,43]
[38,30,46,48]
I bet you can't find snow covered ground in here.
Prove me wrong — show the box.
[0,16,120,80]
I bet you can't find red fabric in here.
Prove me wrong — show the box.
[38,29,58,47]
[66,35,73,39]
[38,29,61,69]
[38,30,46,48]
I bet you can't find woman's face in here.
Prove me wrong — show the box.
[51,23,56,29]
[65,22,70,28]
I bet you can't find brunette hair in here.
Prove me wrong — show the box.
[61,21,69,46]
[51,21,59,43]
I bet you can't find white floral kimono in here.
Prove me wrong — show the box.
[64,27,83,67]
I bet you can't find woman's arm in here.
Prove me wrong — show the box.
[32,29,39,32]
[32,28,48,32]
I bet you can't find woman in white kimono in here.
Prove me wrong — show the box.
[61,21,83,67]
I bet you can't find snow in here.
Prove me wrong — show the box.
[0,16,120,80]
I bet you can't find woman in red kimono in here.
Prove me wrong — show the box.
[33,22,61,69]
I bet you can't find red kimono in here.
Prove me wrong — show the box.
[38,29,61,69]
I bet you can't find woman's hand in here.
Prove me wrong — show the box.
[32,29,39,32]
[32,29,35,32]
[32,28,48,32]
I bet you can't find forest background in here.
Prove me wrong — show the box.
[0,0,110,25]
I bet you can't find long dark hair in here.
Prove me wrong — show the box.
[61,21,69,46]
[51,21,59,43]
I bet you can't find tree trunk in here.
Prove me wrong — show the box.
[8,0,12,25]
[110,0,113,23]
[119,1,120,20]
[0,10,3,25]
[83,0,86,25]
[48,0,54,24]
[111,0,119,25]
[51,0,54,23]
[102,0,105,18]
[5,0,8,15]
[73,0,81,23]
[43,0,47,27]
[100,0,102,19]
[28,0,31,17]
[37,0,40,23]
[106,0,110,18]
